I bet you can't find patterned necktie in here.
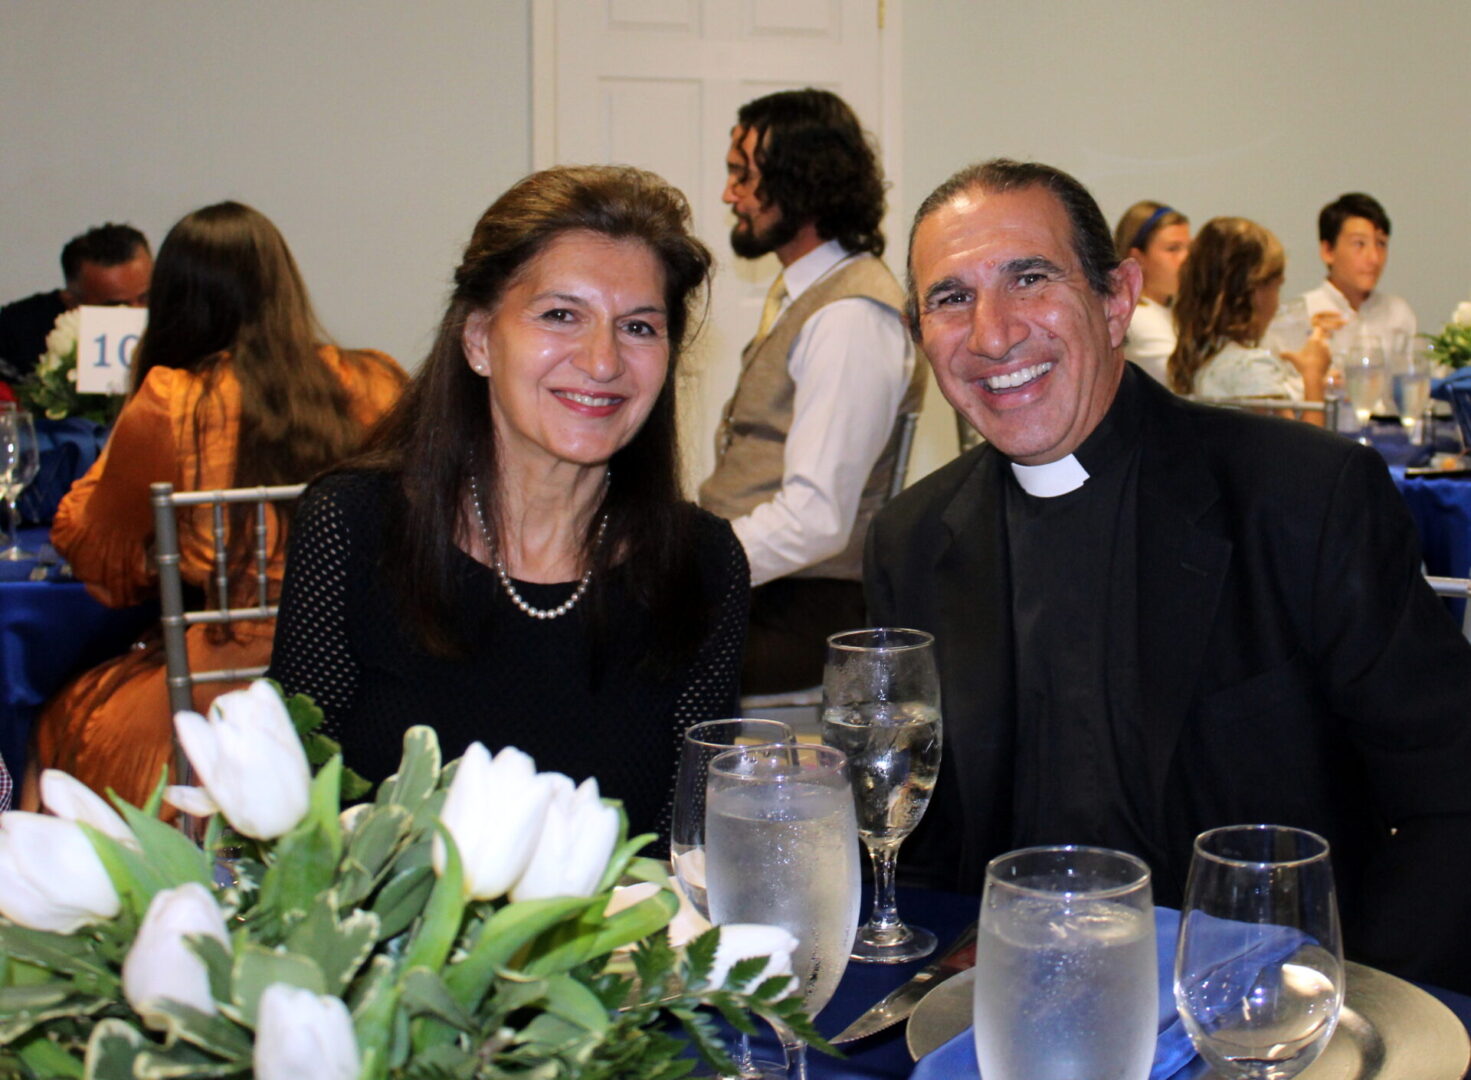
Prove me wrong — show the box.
[755,273,788,341]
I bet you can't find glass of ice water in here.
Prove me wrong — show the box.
[1341,332,1387,438]
[972,845,1157,1080]
[820,627,942,963]
[672,720,795,1080]
[1175,825,1343,1079]
[706,743,861,1080]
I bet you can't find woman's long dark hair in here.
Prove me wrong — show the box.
[131,201,395,494]
[359,165,714,664]
[1168,216,1284,394]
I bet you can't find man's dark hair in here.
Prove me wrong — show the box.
[1318,193,1391,246]
[736,88,886,256]
[905,158,1120,336]
[60,223,150,283]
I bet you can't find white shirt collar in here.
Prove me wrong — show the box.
[1010,454,1090,497]
[781,239,853,302]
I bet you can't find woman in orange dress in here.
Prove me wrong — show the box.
[22,201,405,810]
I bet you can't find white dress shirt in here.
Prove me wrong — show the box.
[1301,280,1417,358]
[1122,296,1175,386]
[731,239,915,587]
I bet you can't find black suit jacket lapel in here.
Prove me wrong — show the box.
[935,448,1017,890]
[1134,388,1232,814]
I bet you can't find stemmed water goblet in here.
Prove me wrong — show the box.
[0,409,41,560]
[704,743,861,1080]
[820,627,941,963]
[672,718,795,1079]
[1174,825,1344,1079]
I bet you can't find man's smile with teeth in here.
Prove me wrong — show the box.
[982,362,1053,392]
[555,390,622,407]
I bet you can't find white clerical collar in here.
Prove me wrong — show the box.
[1010,454,1089,497]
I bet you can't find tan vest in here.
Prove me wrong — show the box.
[699,253,926,581]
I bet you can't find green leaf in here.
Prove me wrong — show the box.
[442,895,595,1013]
[338,806,412,908]
[284,902,379,996]
[631,931,676,1000]
[0,984,112,1045]
[592,811,652,894]
[231,944,326,1027]
[83,1017,147,1080]
[188,933,234,1010]
[144,999,253,1061]
[0,924,118,989]
[668,1005,739,1077]
[253,814,338,937]
[348,955,400,1079]
[398,825,466,975]
[108,801,213,894]
[369,864,434,942]
[723,955,770,992]
[376,727,442,813]
[681,926,718,989]
[400,967,477,1033]
[623,856,673,885]
[542,973,610,1033]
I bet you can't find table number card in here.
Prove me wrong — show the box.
[76,305,148,395]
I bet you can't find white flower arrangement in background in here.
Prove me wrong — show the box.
[16,307,113,423]
[0,681,818,1079]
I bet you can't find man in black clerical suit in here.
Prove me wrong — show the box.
[866,158,1471,991]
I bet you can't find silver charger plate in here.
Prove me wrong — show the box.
[906,962,1471,1078]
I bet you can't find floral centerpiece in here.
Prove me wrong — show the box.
[1421,300,1471,371]
[0,681,823,1078]
[17,309,115,423]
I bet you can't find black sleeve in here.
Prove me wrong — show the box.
[267,474,373,740]
[669,515,750,729]
[1314,446,1471,990]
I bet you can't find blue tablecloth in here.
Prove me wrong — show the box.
[757,886,1471,1078]
[0,526,154,783]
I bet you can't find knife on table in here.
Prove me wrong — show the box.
[829,921,979,1045]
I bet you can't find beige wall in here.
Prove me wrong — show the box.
[2,1,531,369]
[5,1,1468,441]
[902,0,1471,333]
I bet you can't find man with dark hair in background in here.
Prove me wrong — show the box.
[0,223,152,384]
[700,88,924,695]
[870,157,1471,991]
[1274,192,1415,359]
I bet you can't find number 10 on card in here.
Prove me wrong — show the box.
[76,305,148,396]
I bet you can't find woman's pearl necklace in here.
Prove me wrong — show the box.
[467,472,607,621]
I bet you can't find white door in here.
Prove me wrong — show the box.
[534,0,926,493]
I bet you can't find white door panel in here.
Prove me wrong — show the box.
[534,0,940,495]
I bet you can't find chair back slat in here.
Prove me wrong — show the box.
[149,481,307,790]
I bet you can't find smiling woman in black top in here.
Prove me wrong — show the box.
[269,166,747,840]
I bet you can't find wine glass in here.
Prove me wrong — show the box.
[1174,825,1344,1080]
[0,410,41,560]
[972,845,1157,1080]
[705,743,861,1080]
[672,718,794,1080]
[820,627,941,963]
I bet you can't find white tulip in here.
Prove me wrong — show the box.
[43,310,79,358]
[708,924,799,996]
[40,770,137,849]
[1454,300,1471,328]
[434,744,554,901]
[0,812,121,932]
[254,983,360,1080]
[174,680,311,840]
[511,775,620,902]
[122,883,229,1022]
